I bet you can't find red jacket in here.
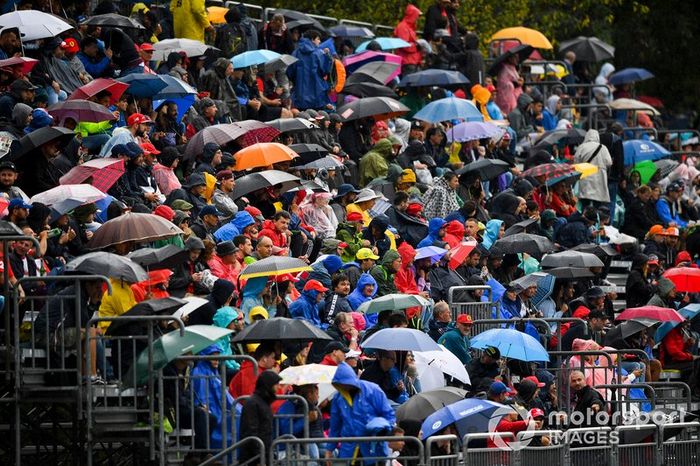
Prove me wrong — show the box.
[443,220,465,249]
[486,419,528,448]
[258,219,289,252]
[660,327,693,363]
[394,5,422,66]
[320,354,339,366]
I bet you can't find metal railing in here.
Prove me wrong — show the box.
[224,1,264,23]
[659,421,700,466]
[447,286,494,322]
[425,434,459,466]
[200,436,265,465]
[614,424,659,466]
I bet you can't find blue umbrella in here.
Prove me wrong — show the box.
[152,75,197,100]
[415,246,448,262]
[361,327,440,352]
[356,37,411,52]
[608,68,654,86]
[414,97,483,124]
[117,73,168,98]
[545,170,581,187]
[231,50,281,69]
[330,25,375,38]
[623,139,671,166]
[447,121,503,142]
[655,304,700,342]
[471,328,550,362]
[421,398,510,439]
[153,94,196,123]
[398,69,470,88]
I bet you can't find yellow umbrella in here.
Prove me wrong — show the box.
[207,6,228,24]
[573,163,599,179]
[491,27,553,50]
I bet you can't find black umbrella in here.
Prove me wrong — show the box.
[571,243,618,258]
[396,387,467,421]
[127,244,189,270]
[238,256,311,280]
[267,117,316,133]
[350,61,401,86]
[397,69,470,88]
[603,319,654,348]
[456,158,510,180]
[540,250,604,268]
[83,13,145,30]
[336,97,409,122]
[558,36,614,62]
[533,128,586,149]
[493,233,555,259]
[289,143,329,164]
[542,267,594,280]
[232,317,333,343]
[64,251,148,282]
[274,9,327,33]
[0,220,23,235]
[488,44,534,76]
[265,54,298,73]
[342,82,398,99]
[105,297,187,336]
[231,170,302,200]
[504,218,539,236]
[11,126,75,162]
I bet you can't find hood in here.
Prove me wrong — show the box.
[12,103,32,127]
[380,249,401,268]
[198,343,223,356]
[297,37,318,54]
[356,273,378,296]
[631,253,649,270]
[545,95,560,115]
[428,218,446,236]
[397,241,416,267]
[516,380,537,402]
[213,57,230,77]
[445,220,465,238]
[166,52,181,68]
[255,369,283,402]
[464,33,479,50]
[386,163,404,182]
[598,63,615,80]
[403,4,421,26]
[657,277,675,297]
[499,193,521,216]
[572,338,598,351]
[242,276,268,299]
[186,236,205,251]
[213,306,238,328]
[249,306,269,320]
[373,138,395,160]
[582,128,600,144]
[365,416,393,436]
[231,211,255,231]
[210,279,235,307]
[513,179,533,198]
[471,85,491,106]
[202,142,220,163]
[483,219,504,249]
[323,254,344,275]
[517,93,533,111]
[401,140,428,161]
[332,361,361,389]
[369,215,389,235]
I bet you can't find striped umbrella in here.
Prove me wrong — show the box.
[239,256,311,279]
[59,157,125,193]
[522,163,575,179]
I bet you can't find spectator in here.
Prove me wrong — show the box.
[438,314,473,365]
[287,29,332,111]
[239,370,283,463]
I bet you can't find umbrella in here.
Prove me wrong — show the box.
[605,319,655,347]
[571,243,618,257]
[83,13,144,29]
[69,78,130,105]
[234,142,298,170]
[610,98,660,116]
[64,251,148,282]
[152,38,217,61]
[503,218,539,236]
[414,97,483,124]
[31,184,106,216]
[289,143,329,164]
[105,297,189,337]
[396,387,467,422]
[129,325,233,385]
[0,10,72,41]
[232,317,332,343]
[413,346,471,385]
[491,27,553,49]
[117,73,168,98]
[207,6,228,24]
[265,54,299,73]
[543,267,595,280]
[232,49,281,69]
[297,157,344,170]
[617,306,684,323]
[471,328,549,362]
[342,82,398,99]
[654,159,680,178]
[59,157,125,193]
[152,75,197,100]
[287,180,329,193]
[153,95,196,124]
[533,128,586,148]
[47,99,115,124]
[492,233,555,259]
[609,68,654,86]
[239,256,311,279]
[456,158,510,180]
[337,96,409,122]
[448,241,478,270]
[447,121,503,143]
[421,399,510,439]
[357,294,430,314]
[172,296,209,320]
[279,363,337,385]
[342,51,402,80]
[623,140,670,166]
[488,44,534,75]
[655,305,700,342]
[267,118,315,133]
[87,212,183,249]
[128,245,189,270]
[545,170,582,187]
[0,56,38,74]
[558,36,614,62]
[573,162,599,179]
[349,61,401,85]
[662,267,700,293]
[362,328,440,352]
[415,246,448,262]
[274,9,326,32]
[231,170,302,200]
[183,121,280,160]
[630,160,657,185]
[0,219,22,235]
[10,126,74,162]
[540,250,604,268]
[330,25,374,38]
[356,38,411,52]
[398,69,470,88]
[522,163,575,179]
[510,272,549,291]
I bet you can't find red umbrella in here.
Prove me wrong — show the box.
[0,56,38,74]
[522,163,574,179]
[48,99,116,124]
[662,267,700,293]
[448,241,477,270]
[69,78,130,105]
[617,306,684,323]
[59,157,125,193]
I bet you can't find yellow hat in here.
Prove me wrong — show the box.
[357,247,380,260]
[250,306,269,320]
[399,169,417,184]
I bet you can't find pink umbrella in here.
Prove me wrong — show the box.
[0,56,38,74]
[342,51,402,82]
[69,78,130,105]
[59,157,125,193]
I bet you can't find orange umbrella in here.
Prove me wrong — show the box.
[491,27,553,50]
[235,143,298,171]
[207,6,228,24]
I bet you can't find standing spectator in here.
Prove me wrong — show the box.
[191,345,234,449]
[259,14,294,55]
[394,5,422,75]
[574,129,612,208]
[77,37,112,78]
[287,30,333,111]
[495,53,522,115]
[170,0,213,42]
[239,371,283,464]
[423,0,458,40]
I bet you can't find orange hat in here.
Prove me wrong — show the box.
[61,37,80,54]
[140,43,155,52]
[664,227,680,237]
[648,224,664,237]
[304,279,328,293]
[456,314,473,325]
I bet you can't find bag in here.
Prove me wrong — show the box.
[584,144,603,164]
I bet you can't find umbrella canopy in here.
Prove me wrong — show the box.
[488,44,534,75]
[609,68,654,86]
[448,241,478,270]
[545,170,581,187]
[0,219,22,235]
[234,142,298,170]
[510,272,549,291]
[289,143,329,164]
[279,363,337,385]
[83,13,144,29]
[87,212,183,249]
[337,96,409,122]
[491,27,553,49]
[274,9,326,32]
[183,121,280,160]
[64,251,148,282]
[11,126,74,162]
[0,10,72,41]
[492,233,555,259]
[105,297,188,336]
[59,157,125,193]
[128,245,189,270]
[655,305,700,342]
[471,328,550,362]
[152,75,197,100]
[207,6,228,24]
[503,218,539,236]
[456,158,510,180]
[0,56,38,74]
[356,294,430,314]
[571,243,618,257]
[342,51,402,80]
[617,306,684,323]
[630,160,656,185]
[654,159,680,178]
[267,117,315,133]
[362,328,441,352]
[414,346,471,385]
[414,97,483,124]
[232,317,332,343]
[605,319,655,347]
[522,163,575,179]
[558,36,614,62]
[349,61,401,85]
[415,246,448,262]
[573,162,599,179]
[398,69,470,88]
[69,78,130,105]
[172,296,209,319]
[232,49,281,68]
[239,256,311,279]
[31,184,106,215]
[396,387,468,422]
[47,99,115,124]
[117,73,168,97]
[297,156,344,171]
[541,250,604,268]
[356,37,411,52]
[265,54,299,73]
[152,38,216,61]
[662,267,700,293]
[623,140,670,166]
[231,170,302,200]
[421,399,510,439]
[342,81,398,99]
[610,98,660,115]
[330,25,374,38]
[533,128,586,148]
[543,267,595,280]
[447,121,503,143]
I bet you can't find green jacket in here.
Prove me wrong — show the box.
[336,222,363,263]
[438,327,472,365]
[359,138,394,187]
[369,249,400,296]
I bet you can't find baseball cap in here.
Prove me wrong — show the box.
[346,211,364,223]
[140,42,155,52]
[346,349,362,359]
[0,161,17,172]
[584,286,605,299]
[647,254,660,265]
[488,381,514,396]
[8,198,31,210]
[304,279,329,293]
[523,376,545,388]
[529,408,545,419]
[216,170,233,181]
[456,314,473,325]
[648,225,664,236]
[199,205,223,218]
[10,80,38,93]
[356,248,379,261]
[244,206,264,222]
[127,113,153,126]
[664,227,680,237]
[61,37,80,53]
[170,199,194,211]
[140,142,160,156]
[484,346,501,359]
[410,121,422,131]
[324,341,350,354]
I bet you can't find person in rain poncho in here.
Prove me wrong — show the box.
[359,138,396,187]
[574,129,612,206]
[422,172,461,220]
[301,192,339,239]
[347,273,378,310]
[418,218,447,248]
[482,219,504,250]
[289,279,328,327]
[594,63,615,103]
[287,29,333,111]
[239,370,283,463]
[240,276,275,323]
[542,95,561,131]
[191,344,234,449]
[212,306,244,374]
[495,52,522,115]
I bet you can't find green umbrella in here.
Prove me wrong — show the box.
[128,325,232,386]
[356,294,430,314]
[632,160,657,185]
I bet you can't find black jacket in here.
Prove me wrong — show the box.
[239,372,279,463]
[360,360,403,401]
[572,385,606,427]
[555,212,591,249]
[622,197,657,240]
[625,270,655,308]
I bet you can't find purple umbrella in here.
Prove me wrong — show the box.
[446,121,503,143]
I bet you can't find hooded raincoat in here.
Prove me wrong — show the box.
[370,249,400,296]
[287,38,333,110]
[347,273,378,310]
[574,129,612,203]
[191,344,234,449]
[212,306,241,371]
[422,177,461,220]
[289,288,324,326]
[393,5,422,66]
[359,138,395,187]
[482,219,504,250]
[418,218,446,248]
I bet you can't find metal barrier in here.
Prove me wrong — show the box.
[659,421,700,466]
[463,432,515,466]
[560,102,612,130]
[200,436,266,466]
[517,429,566,465]
[622,126,659,140]
[566,427,613,466]
[374,25,395,37]
[471,318,551,341]
[234,394,310,442]
[425,434,459,466]
[614,424,659,466]
[645,381,692,413]
[447,286,494,322]
[540,317,587,352]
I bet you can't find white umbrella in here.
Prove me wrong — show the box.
[414,345,471,385]
[172,296,208,319]
[151,38,216,61]
[412,355,446,391]
[0,10,72,42]
[30,184,106,206]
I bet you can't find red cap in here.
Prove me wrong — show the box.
[153,205,175,221]
[456,314,473,325]
[347,212,364,222]
[523,376,545,388]
[61,37,80,54]
[140,43,155,52]
[529,408,545,419]
[127,113,153,126]
[406,202,423,216]
[486,84,496,93]
[304,279,328,293]
[338,242,348,248]
[275,273,300,283]
[244,205,264,221]
[453,89,466,99]
[140,142,160,156]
